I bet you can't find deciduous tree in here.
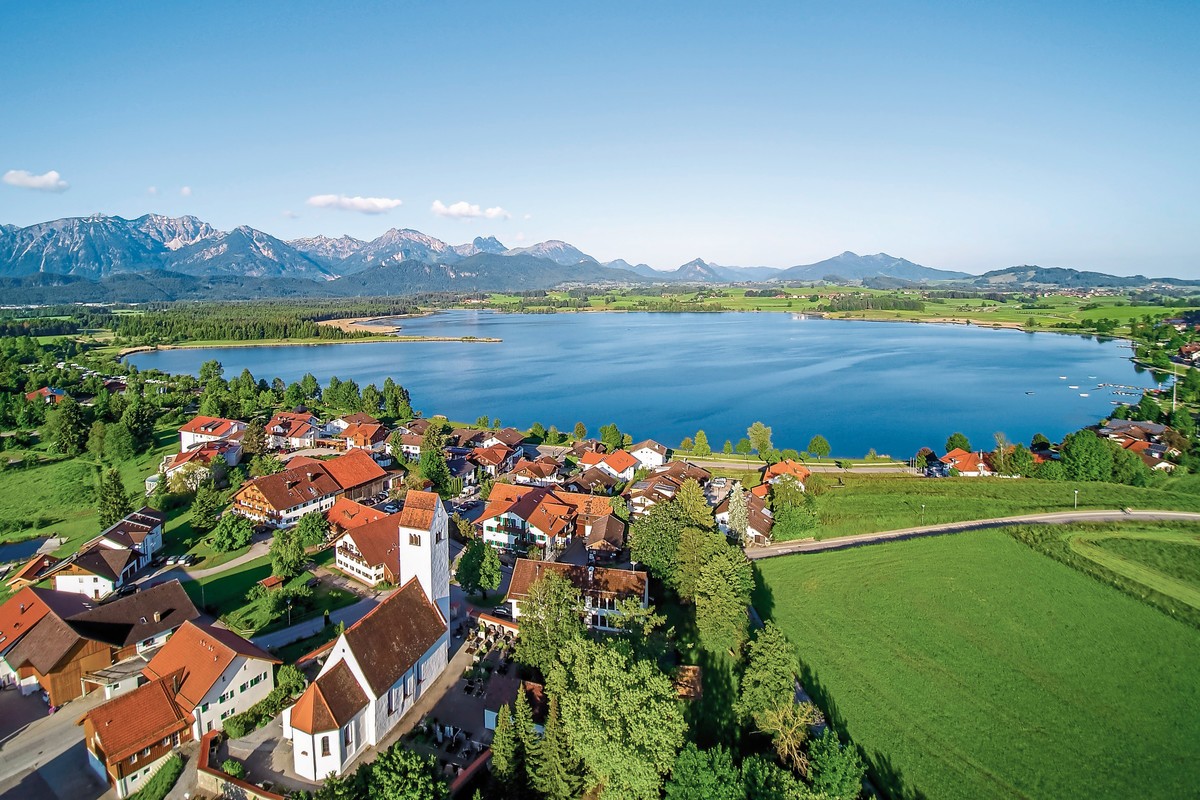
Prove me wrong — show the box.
[515,571,585,674]
[807,434,831,460]
[211,513,254,552]
[945,432,971,453]
[736,622,799,728]
[747,421,773,459]
[759,701,823,775]
[694,545,753,654]
[370,743,449,800]
[629,500,689,587]
[45,395,88,456]
[664,744,742,800]
[1061,429,1114,481]
[693,430,711,456]
[676,478,713,530]
[573,421,588,439]
[456,539,501,599]
[190,483,225,530]
[270,526,305,578]
[808,728,867,799]
[295,510,330,548]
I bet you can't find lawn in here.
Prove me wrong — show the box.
[183,550,355,635]
[753,530,1200,800]
[812,474,1200,539]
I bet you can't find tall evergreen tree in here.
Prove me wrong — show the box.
[241,419,266,456]
[531,695,583,800]
[191,483,224,531]
[97,467,134,527]
[46,395,88,456]
[727,482,749,545]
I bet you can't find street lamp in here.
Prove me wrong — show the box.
[920,504,926,525]
[1074,489,1079,510]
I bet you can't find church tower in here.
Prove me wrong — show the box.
[397,490,451,623]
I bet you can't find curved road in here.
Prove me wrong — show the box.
[747,510,1200,560]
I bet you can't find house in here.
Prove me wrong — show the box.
[25,386,67,405]
[566,467,620,495]
[282,573,450,781]
[628,439,669,470]
[319,449,389,501]
[53,546,140,600]
[762,459,811,490]
[325,497,388,535]
[568,439,606,458]
[940,448,995,477]
[231,462,343,528]
[388,432,423,460]
[178,416,246,452]
[78,672,194,799]
[503,560,648,632]
[0,581,198,705]
[590,449,641,482]
[479,485,614,555]
[88,507,167,567]
[332,491,449,588]
[585,515,626,559]
[714,490,775,545]
[398,418,432,437]
[327,413,382,435]
[157,439,242,492]
[142,620,279,738]
[266,411,321,450]
[469,444,517,478]
[508,456,564,487]
[4,553,60,590]
[447,428,489,452]
[339,422,390,453]
[482,427,526,452]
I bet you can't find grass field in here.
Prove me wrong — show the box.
[754,530,1200,800]
[813,474,1200,539]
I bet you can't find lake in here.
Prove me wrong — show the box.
[128,311,1161,458]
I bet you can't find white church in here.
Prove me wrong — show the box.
[282,490,451,782]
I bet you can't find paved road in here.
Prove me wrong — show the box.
[747,510,1200,560]
[0,688,110,799]
[250,595,382,649]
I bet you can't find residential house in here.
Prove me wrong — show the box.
[568,439,606,458]
[583,449,641,482]
[282,573,450,781]
[24,386,67,405]
[503,560,648,632]
[628,439,670,470]
[53,546,140,600]
[266,411,321,450]
[508,456,564,487]
[447,428,489,452]
[89,507,167,567]
[762,459,811,490]
[326,413,382,435]
[585,515,626,559]
[77,672,194,799]
[469,444,517,478]
[142,620,279,738]
[566,467,620,495]
[388,433,423,460]
[155,438,242,494]
[482,427,527,452]
[0,581,198,705]
[483,677,547,733]
[479,485,614,555]
[339,422,390,454]
[398,418,431,437]
[178,416,246,452]
[940,448,995,477]
[4,553,61,590]
[231,462,343,528]
[332,491,448,589]
[714,491,775,545]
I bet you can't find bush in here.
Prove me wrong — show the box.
[131,752,183,800]
[221,757,246,779]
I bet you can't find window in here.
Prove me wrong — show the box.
[129,755,137,765]
[239,682,248,693]
[142,747,151,757]
[343,725,353,748]
[387,688,395,716]
[200,703,209,713]
[321,736,330,757]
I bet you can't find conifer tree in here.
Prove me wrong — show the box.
[97,467,133,527]
[531,695,583,800]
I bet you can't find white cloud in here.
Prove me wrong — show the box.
[180,186,192,197]
[3,169,69,192]
[282,210,300,219]
[523,213,532,220]
[431,199,511,220]
[147,186,158,196]
[307,194,403,214]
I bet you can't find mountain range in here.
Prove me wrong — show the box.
[0,214,1192,301]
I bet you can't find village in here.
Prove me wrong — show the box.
[0,372,1193,800]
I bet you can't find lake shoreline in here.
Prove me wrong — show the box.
[118,333,500,358]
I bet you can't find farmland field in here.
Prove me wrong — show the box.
[753,530,1200,800]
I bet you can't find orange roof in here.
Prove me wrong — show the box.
[179,415,241,438]
[940,448,990,473]
[579,452,605,467]
[5,554,60,587]
[399,490,441,530]
[0,586,53,646]
[339,515,403,578]
[325,497,388,532]
[341,422,388,446]
[471,444,514,468]
[763,460,812,483]
[750,484,770,499]
[322,449,387,491]
[602,450,640,474]
[289,660,368,735]
[78,671,192,764]
[143,621,279,710]
[506,559,647,605]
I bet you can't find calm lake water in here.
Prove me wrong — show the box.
[129,311,1161,458]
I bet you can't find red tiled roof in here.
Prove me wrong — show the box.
[340,413,381,426]
[5,554,60,587]
[505,559,647,606]
[289,660,368,735]
[940,448,990,473]
[602,450,640,475]
[471,444,514,468]
[78,671,192,764]
[322,449,387,491]
[341,423,389,447]
[235,464,342,513]
[340,579,446,696]
[763,460,812,483]
[179,416,241,438]
[578,452,605,467]
[338,515,402,579]
[325,497,388,532]
[143,621,279,710]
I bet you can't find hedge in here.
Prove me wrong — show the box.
[131,752,183,800]
[222,664,307,739]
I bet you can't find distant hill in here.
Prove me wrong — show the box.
[331,253,643,295]
[968,265,1200,289]
[774,252,971,283]
[504,240,597,266]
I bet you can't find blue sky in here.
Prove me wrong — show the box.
[2,1,1197,276]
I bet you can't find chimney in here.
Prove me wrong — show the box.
[19,603,25,613]
[153,611,162,623]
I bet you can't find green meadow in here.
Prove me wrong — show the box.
[754,530,1200,799]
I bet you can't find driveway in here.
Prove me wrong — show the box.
[747,509,1200,560]
[0,688,110,799]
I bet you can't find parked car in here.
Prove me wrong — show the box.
[490,605,512,619]
[165,554,181,565]
[117,583,138,597]
[178,554,198,567]
[151,555,167,567]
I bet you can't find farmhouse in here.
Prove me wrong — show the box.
[178,415,245,452]
[231,449,387,527]
[142,620,279,737]
[266,411,321,450]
